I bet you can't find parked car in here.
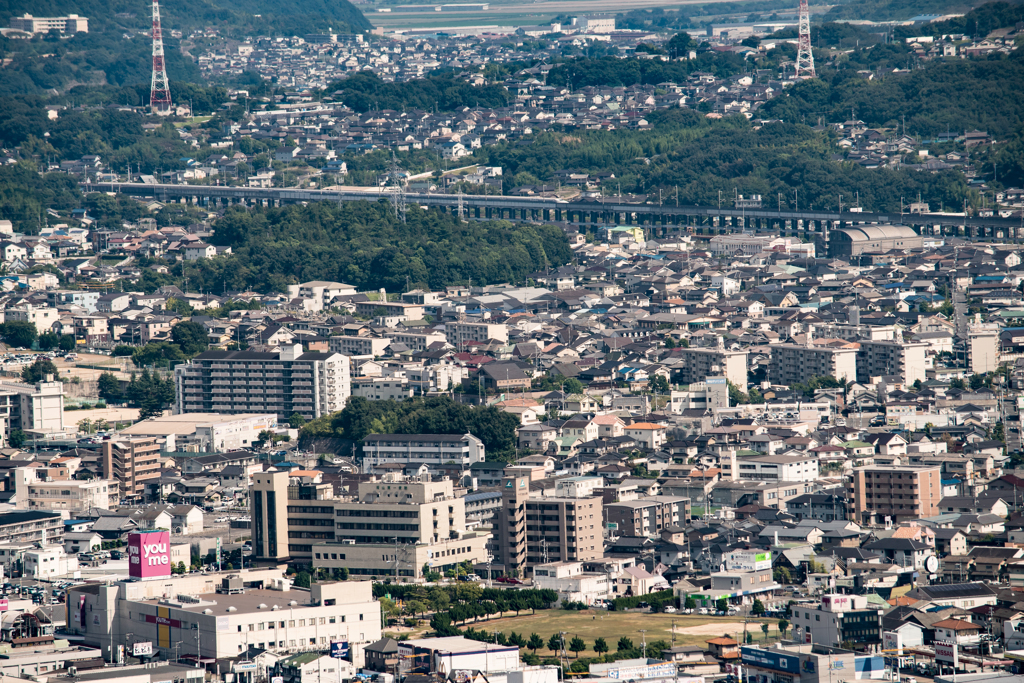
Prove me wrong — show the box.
[699,608,708,615]
[664,606,677,613]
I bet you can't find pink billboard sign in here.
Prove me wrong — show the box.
[128,531,171,579]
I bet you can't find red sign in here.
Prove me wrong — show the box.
[146,613,181,628]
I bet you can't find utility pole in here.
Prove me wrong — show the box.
[639,630,648,659]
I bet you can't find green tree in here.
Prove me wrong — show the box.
[22,357,58,384]
[593,637,608,654]
[752,599,766,616]
[509,632,527,648]
[761,623,770,642]
[528,633,544,653]
[617,636,633,652]
[8,429,25,448]
[684,596,697,610]
[562,377,584,394]
[650,375,670,394]
[778,619,790,639]
[568,637,586,658]
[171,321,209,356]
[131,341,185,368]
[547,634,562,653]
[773,566,792,584]
[37,331,59,350]
[294,571,311,588]
[97,372,122,403]
[58,335,76,352]
[1,321,37,348]
[289,412,307,428]
[716,598,729,613]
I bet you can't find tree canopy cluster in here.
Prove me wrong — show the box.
[193,201,571,294]
[326,72,511,114]
[302,396,521,461]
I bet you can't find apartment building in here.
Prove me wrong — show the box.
[848,465,942,525]
[361,433,485,472]
[296,281,357,309]
[737,454,819,483]
[0,511,64,545]
[670,343,748,388]
[445,321,509,346]
[496,475,603,576]
[312,475,489,578]
[405,363,465,395]
[0,379,65,438]
[102,437,162,502]
[856,337,928,385]
[605,496,690,538]
[770,339,858,385]
[354,301,425,320]
[4,304,59,335]
[25,479,115,513]
[174,344,350,421]
[352,376,414,401]
[390,331,447,352]
[328,336,392,357]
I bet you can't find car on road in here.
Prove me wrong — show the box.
[663,606,677,613]
[495,576,522,584]
[699,608,708,615]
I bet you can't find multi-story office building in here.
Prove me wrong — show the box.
[252,471,335,563]
[102,437,162,502]
[361,433,484,473]
[848,465,942,525]
[770,337,858,385]
[856,337,928,385]
[670,343,748,388]
[605,496,690,538]
[445,321,509,346]
[67,570,382,665]
[8,14,89,33]
[174,345,350,421]
[496,474,603,576]
[790,594,883,651]
[311,475,489,579]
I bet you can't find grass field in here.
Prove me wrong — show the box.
[388,609,783,659]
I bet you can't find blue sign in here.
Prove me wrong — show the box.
[741,647,801,673]
[331,641,349,659]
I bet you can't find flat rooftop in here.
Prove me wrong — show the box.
[120,413,276,437]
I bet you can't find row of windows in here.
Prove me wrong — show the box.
[236,615,361,631]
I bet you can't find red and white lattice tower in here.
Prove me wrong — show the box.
[795,0,815,78]
[150,0,172,115]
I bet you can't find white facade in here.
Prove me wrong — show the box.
[361,433,485,471]
[4,304,59,335]
[329,336,392,357]
[25,478,114,513]
[400,637,521,674]
[24,546,78,578]
[445,321,509,346]
[533,561,610,605]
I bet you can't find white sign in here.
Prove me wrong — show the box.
[883,631,903,656]
[935,641,958,665]
[606,663,677,680]
[233,662,258,673]
[133,642,153,656]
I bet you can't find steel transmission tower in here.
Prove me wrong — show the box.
[795,0,815,78]
[150,0,172,115]
[388,153,406,223]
